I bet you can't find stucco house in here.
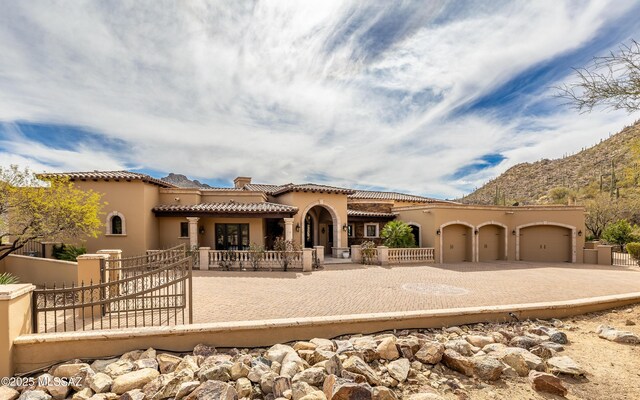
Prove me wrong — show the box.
[41,171,586,263]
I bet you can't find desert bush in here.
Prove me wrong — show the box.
[361,241,377,265]
[626,242,640,265]
[53,244,87,261]
[381,221,416,248]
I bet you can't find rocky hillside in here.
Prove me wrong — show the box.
[161,173,212,189]
[461,120,640,205]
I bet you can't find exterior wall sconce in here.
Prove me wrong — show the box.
[512,230,516,235]
[578,230,583,236]
[436,229,441,235]
[342,223,348,231]
[474,229,479,235]
[295,223,300,232]
[321,227,326,234]
[199,226,205,235]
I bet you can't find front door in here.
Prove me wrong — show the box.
[304,214,314,248]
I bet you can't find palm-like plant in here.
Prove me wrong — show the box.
[381,221,416,248]
[0,272,20,284]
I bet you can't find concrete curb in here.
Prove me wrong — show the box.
[13,291,640,373]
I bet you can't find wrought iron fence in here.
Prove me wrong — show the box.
[32,245,193,333]
[612,251,637,267]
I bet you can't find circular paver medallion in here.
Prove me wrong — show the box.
[401,283,469,296]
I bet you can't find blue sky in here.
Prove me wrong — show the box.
[0,1,639,199]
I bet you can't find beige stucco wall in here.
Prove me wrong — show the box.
[4,255,78,286]
[0,284,34,376]
[72,180,159,256]
[157,217,266,249]
[395,205,585,263]
[274,192,348,250]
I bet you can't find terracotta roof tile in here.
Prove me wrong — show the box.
[152,202,298,214]
[243,183,282,193]
[271,183,355,196]
[347,210,396,218]
[39,171,176,188]
[348,190,447,203]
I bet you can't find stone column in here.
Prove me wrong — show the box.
[199,247,210,270]
[597,245,613,265]
[302,248,313,272]
[351,245,362,264]
[97,249,122,283]
[313,246,325,266]
[0,284,35,376]
[377,246,389,266]
[187,217,200,250]
[284,218,294,242]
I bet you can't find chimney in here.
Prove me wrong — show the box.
[234,176,252,189]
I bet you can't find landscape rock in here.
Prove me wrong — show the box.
[498,352,529,377]
[343,356,380,385]
[88,373,113,394]
[292,381,317,400]
[371,386,397,400]
[175,381,200,400]
[596,325,640,344]
[387,358,410,383]
[547,356,585,377]
[0,386,19,400]
[299,391,327,400]
[157,354,183,374]
[52,363,90,379]
[121,350,144,362]
[234,377,252,398]
[119,389,145,400]
[528,371,568,396]
[193,344,216,358]
[465,335,494,348]
[184,380,237,400]
[324,354,343,377]
[293,367,326,387]
[441,350,473,377]
[104,360,134,378]
[71,388,93,400]
[111,368,160,394]
[281,351,305,378]
[414,342,444,365]
[198,363,232,382]
[376,337,400,360]
[273,376,292,398]
[471,357,502,381]
[509,336,538,350]
[405,394,444,400]
[260,371,279,394]
[90,359,118,374]
[444,340,473,356]
[17,391,51,400]
[324,378,372,400]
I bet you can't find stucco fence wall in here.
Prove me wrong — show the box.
[1,254,78,287]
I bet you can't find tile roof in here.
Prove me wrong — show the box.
[347,210,396,219]
[39,171,176,188]
[271,183,355,196]
[348,190,446,203]
[152,202,298,214]
[243,183,282,193]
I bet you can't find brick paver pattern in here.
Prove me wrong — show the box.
[191,262,640,323]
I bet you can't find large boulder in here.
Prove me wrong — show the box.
[111,368,160,394]
[528,371,568,396]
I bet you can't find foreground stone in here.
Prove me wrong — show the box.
[528,371,568,396]
[547,356,585,377]
[0,386,20,400]
[596,325,640,344]
[112,369,160,394]
[184,381,237,400]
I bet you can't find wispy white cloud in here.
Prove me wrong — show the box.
[0,0,638,198]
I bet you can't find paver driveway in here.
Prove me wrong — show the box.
[191,262,640,323]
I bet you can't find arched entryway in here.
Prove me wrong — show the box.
[301,204,340,254]
[517,223,575,262]
[440,222,474,263]
[477,222,507,261]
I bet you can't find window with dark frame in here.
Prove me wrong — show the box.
[111,215,123,235]
[180,222,189,238]
[365,223,378,238]
[215,223,250,250]
[347,224,354,237]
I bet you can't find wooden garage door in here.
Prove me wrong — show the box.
[519,225,572,262]
[443,224,472,263]
[479,225,504,261]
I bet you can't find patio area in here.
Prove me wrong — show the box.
[191,261,640,323]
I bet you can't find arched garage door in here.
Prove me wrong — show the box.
[519,225,572,262]
[442,224,473,263]
[478,224,506,261]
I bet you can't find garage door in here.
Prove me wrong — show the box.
[478,225,505,261]
[519,225,572,262]
[442,224,472,263]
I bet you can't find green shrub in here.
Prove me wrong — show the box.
[381,221,416,248]
[602,220,639,250]
[0,272,20,285]
[626,242,640,265]
[53,244,87,261]
[248,243,266,271]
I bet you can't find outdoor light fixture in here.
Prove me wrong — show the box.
[199,226,205,235]
[321,227,326,234]
[474,229,479,235]
[342,223,348,231]
[578,230,583,236]
[512,230,516,235]
[295,223,300,232]
[436,229,441,235]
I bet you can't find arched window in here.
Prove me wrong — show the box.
[111,216,123,235]
[106,211,126,235]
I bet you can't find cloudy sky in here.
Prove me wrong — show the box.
[1,1,639,198]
